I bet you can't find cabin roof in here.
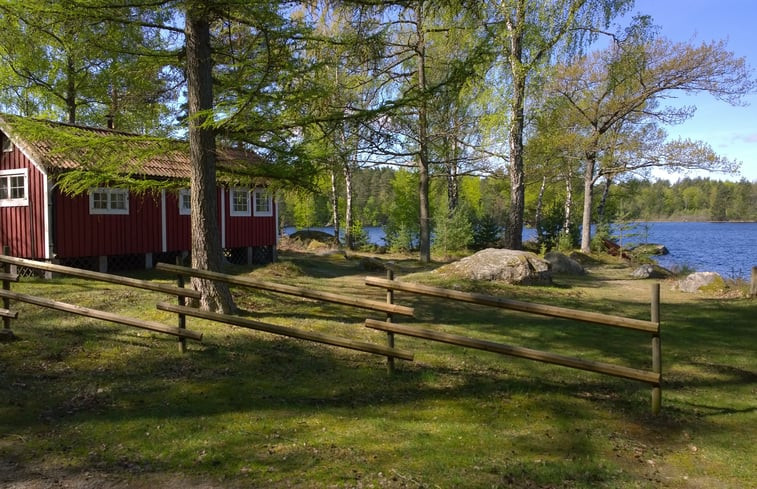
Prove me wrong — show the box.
[0,114,264,180]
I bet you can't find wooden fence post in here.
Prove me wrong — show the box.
[176,256,187,353]
[651,283,661,415]
[2,246,11,332]
[386,268,395,374]
[750,266,756,299]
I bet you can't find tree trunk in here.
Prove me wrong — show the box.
[504,8,525,251]
[343,158,354,250]
[447,160,459,215]
[534,175,546,232]
[330,167,340,245]
[563,168,574,232]
[580,157,596,253]
[597,175,613,224]
[185,6,235,313]
[66,56,76,124]
[416,2,431,263]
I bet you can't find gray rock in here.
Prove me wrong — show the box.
[631,264,672,279]
[675,272,726,293]
[435,248,552,285]
[544,251,585,275]
[632,243,669,256]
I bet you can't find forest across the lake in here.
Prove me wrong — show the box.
[279,168,757,232]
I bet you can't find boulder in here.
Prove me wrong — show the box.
[631,264,673,279]
[631,243,669,256]
[675,272,726,293]
[289,229,336,242]
[435,248,551,285]
[544,251,585,275]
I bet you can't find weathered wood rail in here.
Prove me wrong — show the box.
[365,276,663,414]
[154,262,414,361]
[0,254,202,342]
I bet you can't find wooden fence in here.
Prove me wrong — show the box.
[154,262,414,361]
[1,254,665,413]
[0,253,203,343]
[364,276,663,414]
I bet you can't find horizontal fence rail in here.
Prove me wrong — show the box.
[159,302,413,361]
[1,255,202,300]
[366,276,663,414]
[0,254,203,344]
[157,263,414,317]
[366,276,659,333]
[365,319,659,384]
[0,289,201,340]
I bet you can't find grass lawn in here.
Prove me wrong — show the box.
[0,251,754,488]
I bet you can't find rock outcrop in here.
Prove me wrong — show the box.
[675,272,726,293]
[631,243,669,256]
[435,248,551,285]
[631,264,673,279]
[544,251,585,275]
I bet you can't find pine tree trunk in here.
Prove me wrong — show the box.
[66,56,76,124]
[185,6,235,313]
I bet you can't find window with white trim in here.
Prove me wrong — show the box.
[253,188,273,217]
[0,168,28,207]
[89,187,129,215]
[178,188,191,215]
[230,188,251,216]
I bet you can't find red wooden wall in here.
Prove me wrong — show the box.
[0,143,47,259]
[0,132,276,260]
[53,190,163,258]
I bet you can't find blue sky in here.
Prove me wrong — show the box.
[619,0,757,182]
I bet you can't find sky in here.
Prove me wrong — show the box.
[616,0,757,182]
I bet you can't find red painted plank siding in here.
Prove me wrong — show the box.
[53,190,163,258]
[0,143,47,259]
[163,191,191,252]
[223,191,276,248]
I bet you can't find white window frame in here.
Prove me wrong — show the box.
[0,168,29,207]
[88,187,129,215]
[230,187,251,217]
[253,188,273,217]
[178,188,191,215]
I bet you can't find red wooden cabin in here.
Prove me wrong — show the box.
[0,115,278,273]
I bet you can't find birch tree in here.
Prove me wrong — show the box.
[489,0,631,250]
[549,37,753,251]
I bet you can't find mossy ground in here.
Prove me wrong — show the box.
[1,251,754,488]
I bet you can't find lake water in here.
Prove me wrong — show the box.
[284,222,757,280]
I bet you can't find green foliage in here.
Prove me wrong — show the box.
[536,204,578,252]
[384,169,420,251]
[432,206,474,257]
[472,214,502,250]
[611,177,757,222]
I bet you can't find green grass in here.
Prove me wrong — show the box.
[1,252,755,488]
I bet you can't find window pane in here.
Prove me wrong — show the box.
[255,192,270,213]
[181,193,191,210]
[10,176,25,199]
[110,192,126,210]
[93,192,108,209]
[0,178,8,200]
[232,190,248,212]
